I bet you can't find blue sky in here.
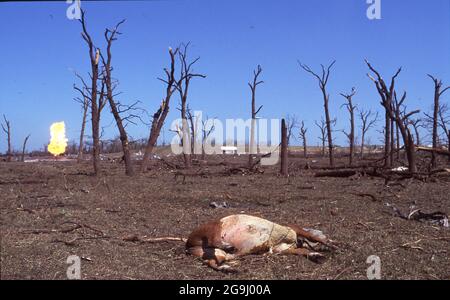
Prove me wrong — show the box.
[1,0,449,152]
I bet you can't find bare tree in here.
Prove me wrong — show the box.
[248,65,264,168]
[438,103,450,162]
[299,60,336,166]
[141,47,179,172]
[174,43,206,169]
[201,117,215,160]
[21,134,31,162]
[100,19,136,176]
[365,59,401,168]
[358,108,378,159]
[74,93,89,162]
[285,114,298,146]
[428,75,449,168]
[186,106,201,157]
[170,123,183,146]
[77,10,107,175]
[392,92,420,172]
[408,118,423,146]
[315,118,327,157]
[1,115,11,162]
[340,87,357,165]
[299,121,308,158]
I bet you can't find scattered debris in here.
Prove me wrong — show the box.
[386,203,449,228]
[391,166,408,172]
[209,201,229,209]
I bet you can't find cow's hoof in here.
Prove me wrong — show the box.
[307,252,326,263]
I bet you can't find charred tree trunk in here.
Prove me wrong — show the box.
[91,67,100,174]
[389,92,419,173]
[365,60,401,169]
[341,88,356,166]
[78,10,106,176]
[428,75,449,168]
[360,130,366,160]
[390,116,395,165]
[394,123,400,160]
[101,19,134,176]
[21,134,30,162]
[299,61,336,167]
[280,119,288,176]
[141,48,178,172]
[405,130,416,172]
[299,121,308,158]
[322,139,325,157]
[247,65,263,169]
[448,130,450,163]
[77,95,89,163]
[384,109,391,168]
[187,107,200,159]
[1,115,11,162]
[431,79,439,168]
[181,99,191,169]
[413,125,420,146]
[323,91,335,166]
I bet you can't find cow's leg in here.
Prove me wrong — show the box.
[276,246,326,263]
[186,246,237,272]
[287,224,338,250]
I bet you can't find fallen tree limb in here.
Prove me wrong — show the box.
[416,146,450,157]
[314,170,358,178]
[122,234,186,243]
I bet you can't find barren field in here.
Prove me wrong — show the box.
[1,153,449,280]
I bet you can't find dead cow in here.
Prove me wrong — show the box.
[186,214,337,272]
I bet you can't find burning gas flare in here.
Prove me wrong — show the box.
[48,122,68,156]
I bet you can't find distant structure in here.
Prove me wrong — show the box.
[221,146,238,155]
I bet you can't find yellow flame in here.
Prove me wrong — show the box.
[48,122,68,156]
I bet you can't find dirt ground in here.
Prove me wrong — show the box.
[1,152,449,280]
